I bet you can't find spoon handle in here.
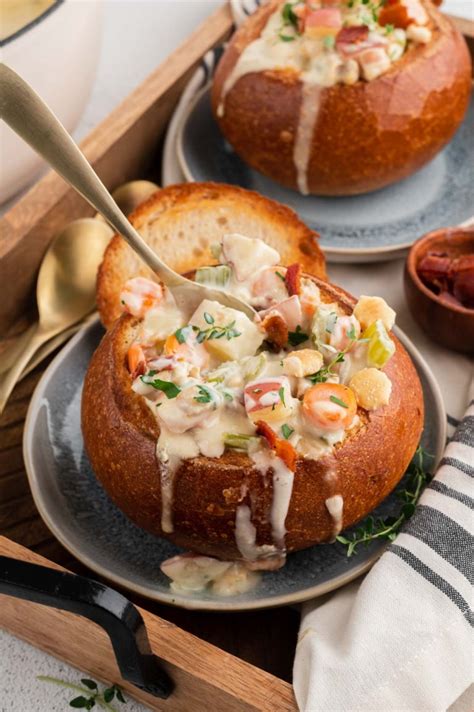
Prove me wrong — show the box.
[0,64,185,290]
[0,325,44,415]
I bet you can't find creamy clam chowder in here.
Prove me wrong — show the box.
[217,0,433,193]
[121,234,397,595]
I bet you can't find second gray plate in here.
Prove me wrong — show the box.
[177,85,473,263]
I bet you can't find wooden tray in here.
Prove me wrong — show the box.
[0,4,473,708]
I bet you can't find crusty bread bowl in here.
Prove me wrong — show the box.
[211,0,471,196]
[97,182,326,329]
[82,273,424,563]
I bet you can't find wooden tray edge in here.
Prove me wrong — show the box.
[0,536,296,712]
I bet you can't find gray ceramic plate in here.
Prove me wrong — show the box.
[177,85,473,264]
[23,318,445,611]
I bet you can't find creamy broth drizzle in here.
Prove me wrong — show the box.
[293,83,322,195]
[325,494,344,538]
[161,553,260,596]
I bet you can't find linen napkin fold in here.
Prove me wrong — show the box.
[293,387,473,712]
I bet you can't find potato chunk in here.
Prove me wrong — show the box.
[349,368,392,410]
[189,300,264,361]
[353,296,396,332]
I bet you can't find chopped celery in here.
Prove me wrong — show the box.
[195,265,231,287]
[311,304,338,347]
[223,433,260,451]
[210,243,223,260]
[363,319,395,368]
[241,353,267,382]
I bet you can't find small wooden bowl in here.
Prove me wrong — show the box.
[404,226,474,354]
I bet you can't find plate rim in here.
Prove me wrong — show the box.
[23,317,446,611]
[176,84,457,262]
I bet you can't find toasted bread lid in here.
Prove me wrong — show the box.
[97,182,326,329]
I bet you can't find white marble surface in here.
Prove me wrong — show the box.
[1,1,472,710]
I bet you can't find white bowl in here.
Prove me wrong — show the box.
[0,0,103,203]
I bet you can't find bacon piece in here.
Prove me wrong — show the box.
[255,421,298,471]
[255,420,277,448]
[127,343,147,379]
[417,252,451,292]
[336,25,369,52]
[261,313,289,351]
[438,291,463,308]
[285,263,302,296]
[451,255,474,308]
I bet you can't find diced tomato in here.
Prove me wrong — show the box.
[285,263,302,297]
[379,0,428,28]
[127,343,147,379]
[255,420,298,471]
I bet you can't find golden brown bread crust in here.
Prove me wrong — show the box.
[82,277,424,560]
[97,182,326,329]
[211,0,472,196]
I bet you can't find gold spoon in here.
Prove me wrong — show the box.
[0,179,160,382]
[0,218,113,413]
[0,65,256,322]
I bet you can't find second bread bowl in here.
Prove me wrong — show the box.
[211,0,471,196]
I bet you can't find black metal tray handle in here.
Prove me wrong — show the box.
[0,556,173,699]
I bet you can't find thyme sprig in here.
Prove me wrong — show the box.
[37,676,126,710]
[336,447,433,557]
[194,314,241,343]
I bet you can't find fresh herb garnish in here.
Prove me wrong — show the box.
[276,271,286,282]
[346,325,357,341]
[288,325,308,346]
[308,351,345,384]
[195,319,242,343]
[174,325,191,344]
[384,23,394,33]
[38,676,126,710]
[336,447,433,557]
[282,2,299,28]
[279,33,296,41]
[281,424,294,439]
[141,375,181,399]
[278,386,286,406]
[323,35,335,49]
[194,384,214,404]
[223,391,234,402]
[330,395,348,408]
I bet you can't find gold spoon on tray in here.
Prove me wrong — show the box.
[0,180,159,379]
[0,218,113,412]
[0,65,257,324]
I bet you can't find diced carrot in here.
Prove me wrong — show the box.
[379,0,427,28]
[255,420,298,471]
[127,343,146,379]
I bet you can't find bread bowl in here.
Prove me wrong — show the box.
[97,182,326,329]
[83,212,424,592]
[211,0,471,196]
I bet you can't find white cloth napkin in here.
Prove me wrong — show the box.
[294,387,473,712]
[161,2,474,709]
